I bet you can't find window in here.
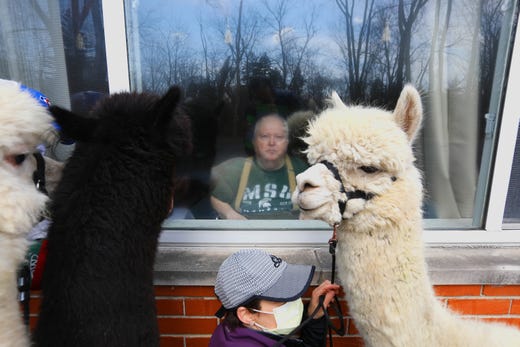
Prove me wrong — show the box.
[122,0,519,232]
[503,123,520,228]
[3,1,518,240]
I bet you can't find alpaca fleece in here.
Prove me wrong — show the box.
[0,81,53,347]
[293,85,520,347]
[34,87,190,347]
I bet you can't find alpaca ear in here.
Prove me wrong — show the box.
[49,105,98,141]
[153,86,181,129]
[328,91,347,109]
[392,85,423,143]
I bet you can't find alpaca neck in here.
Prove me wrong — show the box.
[336,216,438,343]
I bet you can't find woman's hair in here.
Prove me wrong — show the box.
[222,298,262,330]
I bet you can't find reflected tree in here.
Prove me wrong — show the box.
[396,0,429,86]
[262,0,317,91]
[335,0,428,106]
[335,0,377,103]
[214,0,263,135]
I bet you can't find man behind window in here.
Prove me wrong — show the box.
[211,114,308,219]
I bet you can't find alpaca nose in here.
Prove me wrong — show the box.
[296,175,314,192]
[295,164,329,192]
[303,183,315,190]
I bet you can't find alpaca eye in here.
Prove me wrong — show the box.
[14,154,27,165]
[360,166,378,174]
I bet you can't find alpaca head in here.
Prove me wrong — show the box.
[292,85,423,230]
[50,87,190,154]
[49,86,191,217]
[0,81,54,235]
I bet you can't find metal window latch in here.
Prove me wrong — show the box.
[484,113,496,137]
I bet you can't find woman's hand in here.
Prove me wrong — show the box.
[307,280,340,319]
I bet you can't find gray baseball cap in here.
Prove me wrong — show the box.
[214,249,314,317]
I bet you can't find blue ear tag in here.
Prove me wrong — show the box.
[18,82,75,160]
[19,84,51,108]
[19,85,62,132]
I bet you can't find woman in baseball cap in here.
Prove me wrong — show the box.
[210,248,340,346]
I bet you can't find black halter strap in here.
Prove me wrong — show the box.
[19,152,48,327]
[320,161,347,215]
[320,161,345,194]
[32,152,48,195]
[320,160,375,216]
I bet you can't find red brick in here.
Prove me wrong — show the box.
[155,286,215,297]
[512,300,520,314]
[303,286,315,297]
[447,299,511,315]
[29,315,39,331]
[348,318,359,335]
[508,318,520,329]
[29,296,42,314]
[481,317,520,329]
[329,336,365,346]
[433,285,481,297]
[185,298,222,316]
[341,301,350,316]
[482,285,520,297]
[31,290,42,297]
[159,336,184,347]
[186,337,213,347]
[158,317,217,334]
[156,299,184,315]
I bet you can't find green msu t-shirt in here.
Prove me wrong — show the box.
[211,156,308,219]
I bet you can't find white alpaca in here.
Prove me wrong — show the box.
[292,85,520,347]
[0,81,54,347]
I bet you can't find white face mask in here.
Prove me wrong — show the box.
[252,298,304,335]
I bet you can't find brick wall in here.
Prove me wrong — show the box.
[27,285,520,347]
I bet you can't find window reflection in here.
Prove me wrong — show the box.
[125,0,516,223]
[0,0,108,166]
[0,0,108,110]
[210,113,307,220]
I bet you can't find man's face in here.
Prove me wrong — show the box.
[253,116,288,170]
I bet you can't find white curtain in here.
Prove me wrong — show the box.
[420,0,480,218]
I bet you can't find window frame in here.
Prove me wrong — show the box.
[102,0,520,246]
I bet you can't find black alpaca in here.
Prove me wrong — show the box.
[34,87,190,347]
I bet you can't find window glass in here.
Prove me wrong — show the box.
[504,124,520,227]
[0,0,108,114]
[124,0,518,227]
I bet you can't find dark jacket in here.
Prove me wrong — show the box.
[209,316,327,347]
